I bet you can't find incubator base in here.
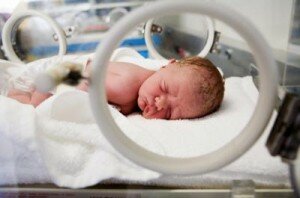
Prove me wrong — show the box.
[0,181,293,198]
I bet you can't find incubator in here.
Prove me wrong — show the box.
[0,0,299,197]
[1,0,149,63]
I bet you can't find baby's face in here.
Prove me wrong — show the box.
[138,63,205,120]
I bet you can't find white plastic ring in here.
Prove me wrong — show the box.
[2,10,67,64]
[90,1,278,175]
[106,7,128,26]
[144,16,215,59]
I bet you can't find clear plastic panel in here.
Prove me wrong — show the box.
[211,0,295,85]
[13,0,149,61]
[149,13,210,59]
[284,0,300,93]
[13,16,60,62]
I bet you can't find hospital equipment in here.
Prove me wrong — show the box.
[0,0,299,197]
[2,10,67,64]
[144,15,215,59]
[1,1,150,63]
[267,92,300,195]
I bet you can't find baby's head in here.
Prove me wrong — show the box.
[138,56,224,120]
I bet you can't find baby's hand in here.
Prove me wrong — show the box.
[76,79,89,92]
[30,90,52,107]
[7,88,52,107]
[7,89,31,104]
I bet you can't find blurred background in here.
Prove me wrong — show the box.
[0,0,299,92]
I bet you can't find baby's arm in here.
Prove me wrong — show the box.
[77,60,149,115]
[8,89,52,107]
[7,89,31,104]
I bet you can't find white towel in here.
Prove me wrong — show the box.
[0,48,289,188]
[35,90,162,188]
[0,76,289,188]
[0,97,51,185]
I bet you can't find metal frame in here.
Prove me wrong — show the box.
[0,182,293,198]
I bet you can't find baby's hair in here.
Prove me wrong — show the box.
[177,56,225,117]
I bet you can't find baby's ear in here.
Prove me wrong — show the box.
[168,59,176,64]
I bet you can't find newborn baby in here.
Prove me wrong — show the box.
[8,56,224,120]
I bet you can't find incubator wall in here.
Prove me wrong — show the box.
[209,0,299,93]
[284,0,300,92]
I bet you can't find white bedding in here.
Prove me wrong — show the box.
[0,48,290,188]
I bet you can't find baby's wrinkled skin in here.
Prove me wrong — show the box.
[8,57,224,120]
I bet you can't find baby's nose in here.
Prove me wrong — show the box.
[155,96,167,111]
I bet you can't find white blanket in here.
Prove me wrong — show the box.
[0,49,289,188]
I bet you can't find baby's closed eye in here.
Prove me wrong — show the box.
[160,80,168,93]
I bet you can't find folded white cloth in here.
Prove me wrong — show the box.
[0,48,290,188]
